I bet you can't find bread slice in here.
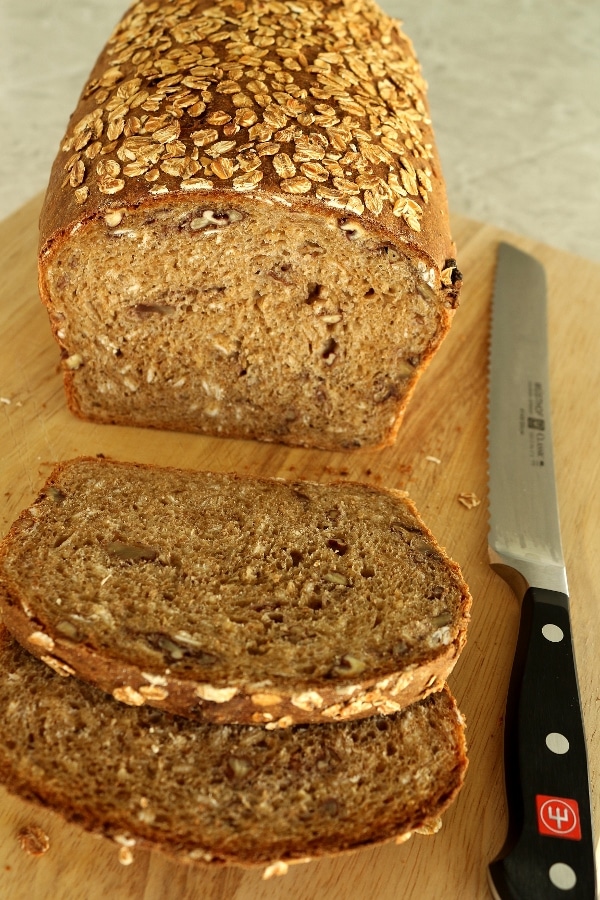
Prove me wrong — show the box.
[0,458,470,725]
[0,626,468,868]
[38,0,462,451]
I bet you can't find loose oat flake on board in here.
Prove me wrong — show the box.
[458,492,481,510]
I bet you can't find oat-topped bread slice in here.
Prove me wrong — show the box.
[0,627,468,869]
[0,458,470,724]
[38,0,462,451]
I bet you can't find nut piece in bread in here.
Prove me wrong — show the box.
[0,628,468,867]
[38,0,462,450]
[0,457,471,724]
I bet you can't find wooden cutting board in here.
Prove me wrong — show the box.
[0,195,598,900]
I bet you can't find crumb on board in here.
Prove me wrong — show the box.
[414,817,443,835]
[118,846,135,866]
[425,456,441,464]
[17,825,50,857]
[262,861,289,879]
[394,831,413,845]
[458,492,481,509]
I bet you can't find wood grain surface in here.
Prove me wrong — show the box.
[0,196,598,900]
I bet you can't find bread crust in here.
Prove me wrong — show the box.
[38,0,459,273]
[0,457,471,725]
[37,0,462,449]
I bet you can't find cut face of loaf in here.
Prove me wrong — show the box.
[38,0,462,450]
[43,200,454,449]
[0,628,468,867]
[0,458,471,725]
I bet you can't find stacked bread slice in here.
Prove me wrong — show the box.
[0,458,470,871]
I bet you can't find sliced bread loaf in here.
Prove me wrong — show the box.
[38,0,462,451]
[0,458,470,725]
[0,626,468,868]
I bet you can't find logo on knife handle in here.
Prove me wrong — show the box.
[536,795,582,840]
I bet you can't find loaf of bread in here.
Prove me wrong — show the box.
[0,458,470,724]
[38,0,462,450]
[0,626,468,868]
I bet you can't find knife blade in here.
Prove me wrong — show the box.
[487,242,597,899]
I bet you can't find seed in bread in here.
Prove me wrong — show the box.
[38,0,462,450]
[0,627,468,867]
[0,457,471,724]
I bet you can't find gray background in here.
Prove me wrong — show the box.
[1,0,599,261]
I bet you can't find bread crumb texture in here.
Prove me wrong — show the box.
[0,628,467,864]
[17,825,51,857]
[0,459,470,722]
[39,0,461,450]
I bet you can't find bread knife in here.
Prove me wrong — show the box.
[487,242,597,899]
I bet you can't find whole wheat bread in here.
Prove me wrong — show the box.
[0,458,471,725]
[0,626,467,868]
[38,0,462,451]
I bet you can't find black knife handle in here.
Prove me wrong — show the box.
[488,587,597,899]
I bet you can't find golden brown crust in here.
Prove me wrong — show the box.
[0,457,471,724]
[39,0,457,275]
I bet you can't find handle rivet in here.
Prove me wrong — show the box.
[549,862,577,890]
[542,623,564,642]
[546,732,570,754]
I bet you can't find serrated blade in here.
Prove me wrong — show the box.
[488,242,567,596]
